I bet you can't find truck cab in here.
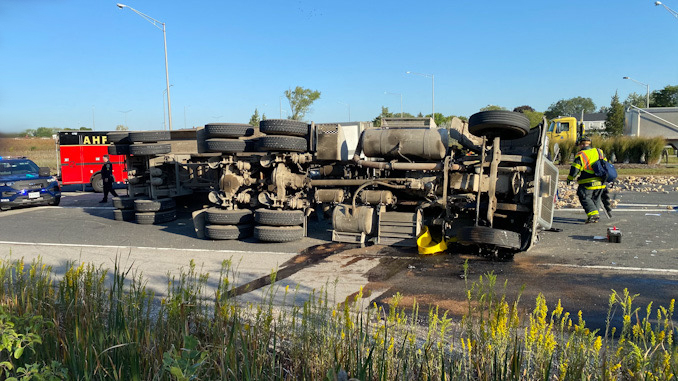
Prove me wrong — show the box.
[547,116,583,143]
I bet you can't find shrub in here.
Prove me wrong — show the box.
[642,137,666,164]
[557,140,578,165]
[591,135,613,160]
[608,136,631,163]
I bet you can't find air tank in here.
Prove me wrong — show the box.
[361,128,449,160]
[332,204,375,234]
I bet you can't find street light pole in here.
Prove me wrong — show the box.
[623,76,650,108]
[117,3,173,131]
[384,91,403,117]
[406,71,434,120]
[279,96,284,119]
[162,84,173,130]
[338,101,350,121]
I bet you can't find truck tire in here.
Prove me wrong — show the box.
[255,209,305,226]
[205,139,246,153]
[205,208,254,225]
[135,209,176,225]
[205,224,254,240]
[259,119,308,137]
[128,131,171,143]
[205,123,254,138]
[108,144,130,155]
[107,132,131,144]
[91,173,104,193]
[48,196,61,206]
[257,136,307,152]
[244,139,258,152]
[254,225,304,242]
[113,209,135,222]
[129,143,172,156]
[468,111,530,140]
[113,196,135,210]
[457,226,521,250]
[134,198,176,212]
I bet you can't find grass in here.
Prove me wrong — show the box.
[0,138,58,173]
[0,256,676,380]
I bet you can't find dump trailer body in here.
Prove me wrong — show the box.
[624,106,678,150]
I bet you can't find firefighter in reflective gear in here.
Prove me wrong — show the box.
[567,137,606,224]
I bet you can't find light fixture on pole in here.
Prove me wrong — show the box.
[338,101,351,121]
[116,3,173,131]
[384,91,403,117]
[655,1,678,19]
[623,76,650,108]
[406,71,434,119]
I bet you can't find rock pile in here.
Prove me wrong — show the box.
[555,176,677,209]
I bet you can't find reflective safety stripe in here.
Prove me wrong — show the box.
[579,152,591,171]
[585,184,606,190]
[576,148,600,174]
[587,210,599,216]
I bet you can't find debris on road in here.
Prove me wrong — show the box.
[556,176,677,209]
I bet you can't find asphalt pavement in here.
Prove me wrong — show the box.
[0,188,676,331]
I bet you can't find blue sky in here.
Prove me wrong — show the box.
[1,0,677,132]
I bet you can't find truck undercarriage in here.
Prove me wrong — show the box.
[108,111,558,259]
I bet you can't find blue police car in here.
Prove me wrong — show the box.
[0,156,61,211]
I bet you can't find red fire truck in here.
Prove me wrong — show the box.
[57,131,127,192]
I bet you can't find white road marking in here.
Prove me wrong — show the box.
[0,240,295,256]
[542,263,678,274]
[557,208,674,213]
[616,203,677,208]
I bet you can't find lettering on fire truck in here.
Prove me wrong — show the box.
[82,135,108,145]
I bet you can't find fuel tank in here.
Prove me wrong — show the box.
[361,128,449,160]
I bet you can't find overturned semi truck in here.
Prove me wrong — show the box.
[107,110,558,259]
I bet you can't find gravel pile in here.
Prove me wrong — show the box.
[555,176,677,209]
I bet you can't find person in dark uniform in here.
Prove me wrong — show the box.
[99,155,118,203]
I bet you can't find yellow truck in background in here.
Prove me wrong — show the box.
[546,116,585,143]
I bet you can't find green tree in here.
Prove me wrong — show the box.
[624,92,647,108]
[373,106,393,127]
[523,110,545,128]
[249,108,261,127]
[262,113,267,121]
[479,105,507,111]
[650,85,678,107]
[605,91,625,136]
[513,105,535,113]
[284,86,321,121]
[544,97,596,119]
[116,125,128,131]
[34,127,56,137]
[79,126,92,131]
[512,105,543,128]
